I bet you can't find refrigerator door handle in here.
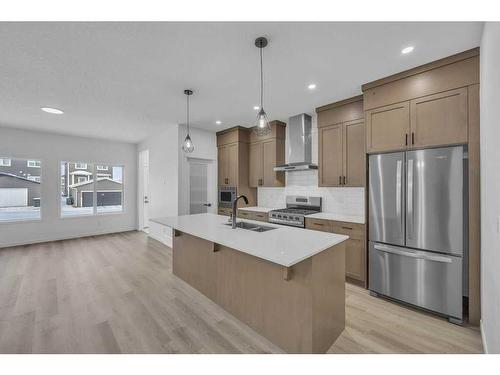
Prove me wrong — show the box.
[396,160,403,234]
[374,244,453,263]
[407,159,414,240]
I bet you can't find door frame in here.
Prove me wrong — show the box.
[186,157,216,215]
[138,149,149,231]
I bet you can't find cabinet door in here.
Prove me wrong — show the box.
[217,146,228,185]
[365,102,410,153]
[343,119,365,187]
[410,87,468,148]
[227,143,239,186]
[262,139,282,187]
[248,142,262,187]
[318,124,343,187]
[345,236,366,282]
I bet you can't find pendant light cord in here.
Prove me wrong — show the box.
[260,44,264,109]
[186,93,190,135]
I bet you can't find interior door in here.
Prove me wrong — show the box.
[368,152,405,246]
[319,124,343,186]
[143,165,149,227]
[406,147,464,255]
[188,160,211,214]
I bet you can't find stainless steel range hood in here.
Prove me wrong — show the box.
[274,113,318,172]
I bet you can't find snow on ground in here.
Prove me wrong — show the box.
[0,204,122,221]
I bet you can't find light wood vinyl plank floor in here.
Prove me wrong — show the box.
[0,231,483,354]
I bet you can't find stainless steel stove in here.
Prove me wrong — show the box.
[268,196,321,228]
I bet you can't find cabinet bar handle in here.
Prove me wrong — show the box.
[313,222,324,226]
[343,176,346,185]
[412,132,415,145]
[405,134,408,146]
[341,226,353,230]
[339,176,342,185]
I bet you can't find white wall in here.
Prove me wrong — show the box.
[480,22,500,354]
[258,113,365,218]
[0,126,137,247]
[177,125,217,215]
[138,125,179,220]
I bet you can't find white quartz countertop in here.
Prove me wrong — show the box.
[307,212,365,224]
[237,206,278,213]
[151,213,348,267]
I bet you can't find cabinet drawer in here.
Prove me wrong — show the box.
[253,212,268,222]
[237,210,254,219]
[305,218,332,232]
[330,221,364,238]
[218,207,232,216]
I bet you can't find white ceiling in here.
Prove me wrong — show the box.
[0,22,483,143]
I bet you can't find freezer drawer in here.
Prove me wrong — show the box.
[369,242,462,320]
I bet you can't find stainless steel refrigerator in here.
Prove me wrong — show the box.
[368,146,467,324]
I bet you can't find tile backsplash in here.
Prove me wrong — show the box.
[257,170,365,217]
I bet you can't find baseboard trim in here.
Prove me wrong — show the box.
[0,227,138,249]
[480,319,489,354]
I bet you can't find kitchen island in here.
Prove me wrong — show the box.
[151,213,348,353]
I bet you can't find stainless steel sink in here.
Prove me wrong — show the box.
[224,221,277,232]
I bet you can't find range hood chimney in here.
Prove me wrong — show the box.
[274,113,318,172]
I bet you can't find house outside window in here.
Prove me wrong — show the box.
[27,176,41,182]
[77,176,87,183]
[27,160,41,168]
[96,165,108,171]
[0,158,11,167]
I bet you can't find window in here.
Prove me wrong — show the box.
[27,160,41,168]
[96,165,108,171]
[0,158,11,167]
[61,162,124,217]
[0,157,41,222]
[75,162,87,169]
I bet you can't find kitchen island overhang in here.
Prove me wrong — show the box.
[152,213,348,353]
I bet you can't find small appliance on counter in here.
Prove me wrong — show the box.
[268,196,321,228]
[218,186,236,207]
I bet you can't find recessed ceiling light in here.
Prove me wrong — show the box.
[41,107,64,114]
[253,106,260,110]
[308,83,317,90]
[401,46,414,54]
[215,120,222,125]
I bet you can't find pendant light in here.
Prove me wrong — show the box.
[254,37,272,136]
[182,89,195,153]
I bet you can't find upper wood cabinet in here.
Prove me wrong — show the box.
[316,96,365,187]
[410,87,468,148]
[365,101,410,153]
[248,121,285,188]
[318,124,343,186]
[216,127,249,187]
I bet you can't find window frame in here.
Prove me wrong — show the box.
[59,161,125,219]
[0,158,12,167]
[27,160,41,168]
[74,162,88,170]
[96,165,109,171]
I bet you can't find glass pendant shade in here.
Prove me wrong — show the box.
[182,134,194,153]
[254,107,271,136]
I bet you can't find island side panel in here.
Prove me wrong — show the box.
[312,242,346,353]
[214,244,314,353]
[172,231,217,301]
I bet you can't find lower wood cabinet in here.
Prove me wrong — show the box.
[305,217,366,284]
[237,209,268,222]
